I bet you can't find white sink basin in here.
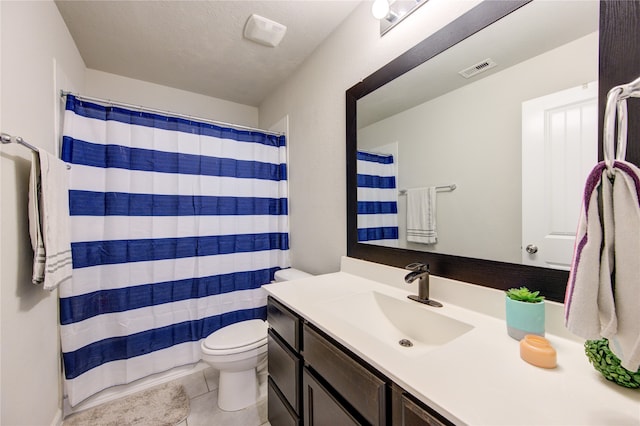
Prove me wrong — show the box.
[320,291,473,355]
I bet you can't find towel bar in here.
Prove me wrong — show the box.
[1,132,71,169]
[1,132,39,152]
[399,184,456,195]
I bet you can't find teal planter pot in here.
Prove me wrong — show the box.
[505,296,545,340]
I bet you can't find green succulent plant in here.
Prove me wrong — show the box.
[505,286,544,303]
[585,339,640,389]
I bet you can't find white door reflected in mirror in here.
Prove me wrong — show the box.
[521,82,598,270]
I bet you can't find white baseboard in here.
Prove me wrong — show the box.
[50,408,63,426]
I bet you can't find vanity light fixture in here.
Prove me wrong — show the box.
[373,0,430,36]
[371,0,390,19]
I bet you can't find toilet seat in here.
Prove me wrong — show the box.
[202,319,267,355]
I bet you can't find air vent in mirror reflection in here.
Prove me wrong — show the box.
[458,58,498,79]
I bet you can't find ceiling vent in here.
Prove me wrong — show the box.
[243,14,287,48]
[458,58,497,79]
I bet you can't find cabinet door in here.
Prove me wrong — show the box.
[303,325,386,425]
[391,384,452,426]
[302,368,360,426]
[401,396,448,426]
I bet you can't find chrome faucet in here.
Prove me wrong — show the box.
[404,262,443,307]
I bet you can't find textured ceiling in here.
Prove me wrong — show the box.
[55,0,361,107]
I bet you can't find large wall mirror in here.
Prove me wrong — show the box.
[347,0,640,302]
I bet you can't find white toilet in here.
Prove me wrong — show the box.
[200,268,312,411]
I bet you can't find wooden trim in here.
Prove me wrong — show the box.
[598,1,640,166]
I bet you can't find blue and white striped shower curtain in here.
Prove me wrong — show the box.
[59,95,290,406]
[357,151,398,245]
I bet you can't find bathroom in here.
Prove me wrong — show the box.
[1,1,639,425]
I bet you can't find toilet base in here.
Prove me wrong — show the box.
[217,369,259,411]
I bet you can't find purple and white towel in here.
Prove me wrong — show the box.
[565,160,640,371]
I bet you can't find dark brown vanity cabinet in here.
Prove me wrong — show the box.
[267,297,302,426]
[266,297,454,426]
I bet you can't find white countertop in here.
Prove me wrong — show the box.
[263,261,640,426]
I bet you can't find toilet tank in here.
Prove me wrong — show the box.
[273,268,312,282]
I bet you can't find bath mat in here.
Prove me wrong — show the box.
[63,382,189,426]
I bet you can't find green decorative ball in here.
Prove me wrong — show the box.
[584,339,640,389]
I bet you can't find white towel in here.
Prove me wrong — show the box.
[607,160,640,371]
[406,187,437,244]
[28,151,73,290]
[565,160,640,371]
[28,152,45,284]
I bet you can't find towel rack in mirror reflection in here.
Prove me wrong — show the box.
[398,184,456,195]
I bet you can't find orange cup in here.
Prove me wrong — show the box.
[520,334,557,369]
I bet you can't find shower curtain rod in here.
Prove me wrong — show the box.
[60,91,283,136]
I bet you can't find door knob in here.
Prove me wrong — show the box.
[526,244,538,254]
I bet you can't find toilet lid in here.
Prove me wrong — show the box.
[203,319,267,350]
[274,268,312,282]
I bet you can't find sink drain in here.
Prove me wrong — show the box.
[398,338,413,347]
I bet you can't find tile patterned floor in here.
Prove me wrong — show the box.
[62,364,268,426]
[174,365,269,426]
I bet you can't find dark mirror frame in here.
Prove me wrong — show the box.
[346,0,640,303]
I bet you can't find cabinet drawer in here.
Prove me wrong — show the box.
[268,329,301,414]
[267,296,301,351]
[303,325,386,426]
[303,367,360,426]
[268,377,300,426]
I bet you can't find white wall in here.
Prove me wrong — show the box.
[0,1,85,425]
[359,32,598,264]
[259,0,482,274]
[1,4,260,425]
[84,69,259,128]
